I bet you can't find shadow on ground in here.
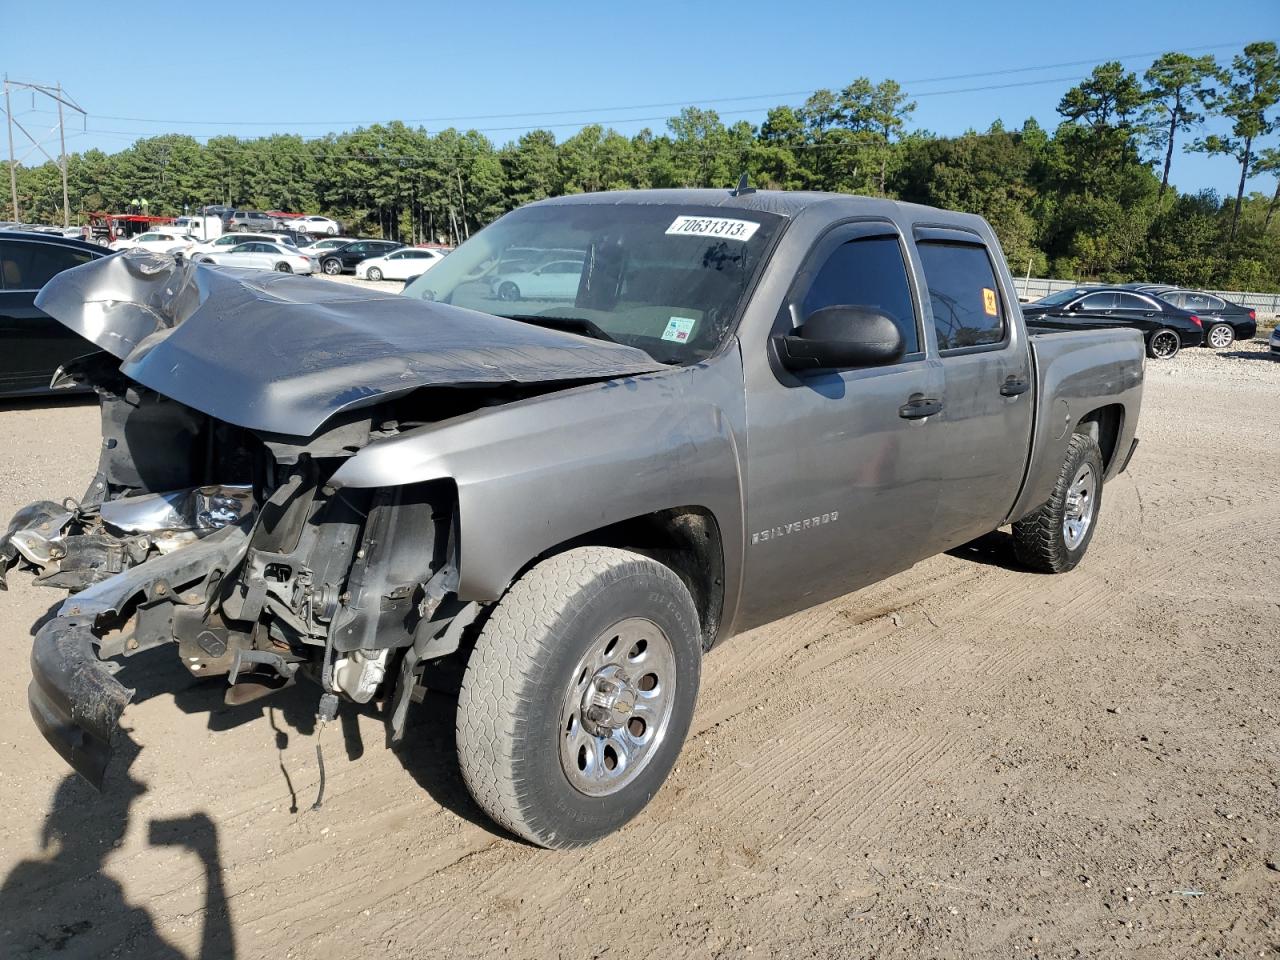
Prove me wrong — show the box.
[0,732,235,959]
[111,644,507,837]
[0,392,98,413]
[945,529,1034,571]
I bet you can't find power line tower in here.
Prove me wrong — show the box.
[3,76,86,226]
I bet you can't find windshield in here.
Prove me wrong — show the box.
[402,203,783,363]
[1034,287,1092,307]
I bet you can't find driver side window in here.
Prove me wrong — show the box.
[799,236,919,355]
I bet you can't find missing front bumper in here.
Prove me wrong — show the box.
[28,616,136,788]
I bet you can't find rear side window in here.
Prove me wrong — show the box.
[917,242,1006,351]
[1078,292,1117,310]
[1118,293,1155,311]
[800,236,919,354]
[0,240,95,290]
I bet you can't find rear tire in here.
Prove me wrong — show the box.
[274,262,292,273]
[1147,329,1180,359]
[1206,322,1235,349]
[456,547,702,849]
[498,281,520,301]
[1012,432,1104,574]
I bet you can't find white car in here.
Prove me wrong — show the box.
[490,258,584,301]
[195,241,314,275]
[355,247,447,281]
[292,215,341,235]
[109,231,193,255]
[187,232,298,259]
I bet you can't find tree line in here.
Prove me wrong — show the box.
[6,41,1279,290]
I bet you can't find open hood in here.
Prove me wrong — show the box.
[36,250,665,437]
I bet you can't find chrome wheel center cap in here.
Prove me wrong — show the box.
[581,664,637,736]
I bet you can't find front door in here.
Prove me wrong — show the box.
[737,222,944,630]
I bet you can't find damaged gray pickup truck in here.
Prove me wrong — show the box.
[2,189,1144,848]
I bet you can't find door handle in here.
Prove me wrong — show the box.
[899,393,943,419]
[1000,375,1031,397]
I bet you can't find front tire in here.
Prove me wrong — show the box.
[367,267,383,281]
[497,281,520,301]
[1206,322,1235,349]
[322,258,342,276]
[1012,432,1104,574]
[456,546,702,849]
[1147,328,1180,359]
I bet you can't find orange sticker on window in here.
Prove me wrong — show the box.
[982,287,998,316]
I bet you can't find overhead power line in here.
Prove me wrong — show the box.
[41,39,1261,130]
[41,72,1125,144]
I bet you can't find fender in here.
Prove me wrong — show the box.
[330,351,749,615]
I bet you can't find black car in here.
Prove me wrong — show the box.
[1021,286,1204,359]
[0,231,106,396]
[1156,289,1257,349]
[317,239,404,276]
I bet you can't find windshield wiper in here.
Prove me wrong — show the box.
[501,314,618,344]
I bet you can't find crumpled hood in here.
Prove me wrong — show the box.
[36,250,664,437]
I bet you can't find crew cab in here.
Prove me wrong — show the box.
[2,189,1144,849]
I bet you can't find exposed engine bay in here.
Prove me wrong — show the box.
[1,250,666,787]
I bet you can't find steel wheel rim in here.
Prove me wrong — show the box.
[1152,331,1178,358]
[1209,324,1233,348]
[1063,462,1097,550]
[558,617,676,798]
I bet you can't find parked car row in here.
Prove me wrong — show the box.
[1021,283,1258,359]
[204,207,343,236]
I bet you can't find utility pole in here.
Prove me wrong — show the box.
[5,77,17,222]
[57,84,69,227]
[2,78,85,226]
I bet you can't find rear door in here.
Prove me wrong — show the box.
[0,239,99,393]
[1112,292,1163,326]
[913,231,1034,548]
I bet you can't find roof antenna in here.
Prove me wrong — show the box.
[731,172,755,197]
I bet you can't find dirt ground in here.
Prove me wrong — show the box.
[0,335,1277,960]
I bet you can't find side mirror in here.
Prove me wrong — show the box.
[773,305,905,371]
[1067,301,1082,312]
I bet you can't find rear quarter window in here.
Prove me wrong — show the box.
[917,242,1006,351]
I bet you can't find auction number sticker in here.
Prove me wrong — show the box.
[982,287,999,316]
[665,215,760,241]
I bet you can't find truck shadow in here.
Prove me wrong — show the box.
[0,731,236,959]
[945,530,1037,571]
[107,646,506,840]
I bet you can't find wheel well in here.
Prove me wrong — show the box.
[543,508,725,650]
[1075,404,1123,471]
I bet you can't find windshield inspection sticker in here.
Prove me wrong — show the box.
[665,215,760,241]
[982,287,999,316]
[662,317,697,343]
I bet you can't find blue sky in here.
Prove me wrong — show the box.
[2,0,1277,197]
